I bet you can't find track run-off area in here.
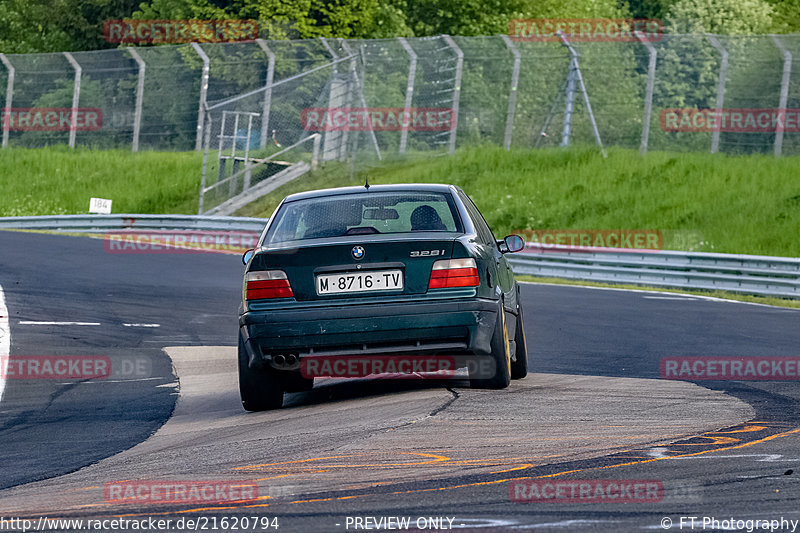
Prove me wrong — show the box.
[1,230,799,532]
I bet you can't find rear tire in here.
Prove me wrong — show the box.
[511,302,528,380]
[238,335,284,411]
[470,305,511,389]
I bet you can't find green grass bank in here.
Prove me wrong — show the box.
[2,145,799,257]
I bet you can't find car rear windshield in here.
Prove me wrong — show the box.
[265,191,463,244]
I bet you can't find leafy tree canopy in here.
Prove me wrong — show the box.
[1,0,799,53]
[665,0,774,34]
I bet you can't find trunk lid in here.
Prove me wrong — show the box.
[250,234,458,300]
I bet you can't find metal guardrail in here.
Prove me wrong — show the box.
[1,217,798,299]
[0,214,268,233]
[508,244,800,299]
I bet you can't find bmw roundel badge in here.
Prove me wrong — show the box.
[352,246,365,260]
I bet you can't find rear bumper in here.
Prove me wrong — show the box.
[239,296,500,369]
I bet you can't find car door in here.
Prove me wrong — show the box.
[457,191,518,316]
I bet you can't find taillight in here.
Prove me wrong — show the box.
[428,258,479,289]
[245,270,293,300]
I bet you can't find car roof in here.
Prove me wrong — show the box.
[283,183,458,202]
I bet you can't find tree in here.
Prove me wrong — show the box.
[402,0,628,37]
[0,0,142,53]
[764,0,800,32]
[626,0,680,19]
[665,0,774,34]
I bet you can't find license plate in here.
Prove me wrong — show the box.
[316,270,403,295]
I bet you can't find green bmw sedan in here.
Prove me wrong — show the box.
[238,184,528,410]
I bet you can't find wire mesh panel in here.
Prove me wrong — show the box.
[397,36,459,154]
[134,44,204,150]
[571,39,648,150]
[198,53,339,214]
[511,40,571,148]
[353,38,413,155]
[3,52,75,147]
[0,33,798,158]
[454,35,515,147]
[709,35,784,155]
[70,49,139,148]
[646,33,722,152]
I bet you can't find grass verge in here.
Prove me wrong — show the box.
[240,145,800,257]
[0,147,203,216]
[3,145,800,257]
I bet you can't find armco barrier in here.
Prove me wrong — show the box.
[509,243,800,299]
[0,214,267,233]
[1,217,798,299]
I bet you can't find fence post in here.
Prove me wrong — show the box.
[319,37,342,161]
[398,37,417,154]
[339,40,382,161]
[319,37,339,75]
[707,34,728,154]
[556,31,605,156]
[198,111,212,214]
[635,31,657,155]
[561,58,577,146]
[191,43,210,152]
[127,48,146,153]
[337,39,358,161]
[0,53,14,148]
[63,52,82,149]
[771,35,792,157]
[442,35,463,155]
[255,39,275,149]
[500,35,521,151]
[311,133,321,170]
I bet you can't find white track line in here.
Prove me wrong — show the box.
[122,323,160,328]
[642,296,698,300]
[18,321,101,326]
[0,284,9,403]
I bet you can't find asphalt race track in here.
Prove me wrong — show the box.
[1,230,799,532]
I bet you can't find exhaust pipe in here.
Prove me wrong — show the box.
[285,353,298,366]
[273,354,286,366]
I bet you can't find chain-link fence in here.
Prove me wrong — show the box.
[2,33,800,157]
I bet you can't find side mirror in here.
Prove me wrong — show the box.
[504,234,525,253]
[242,249,254,265]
